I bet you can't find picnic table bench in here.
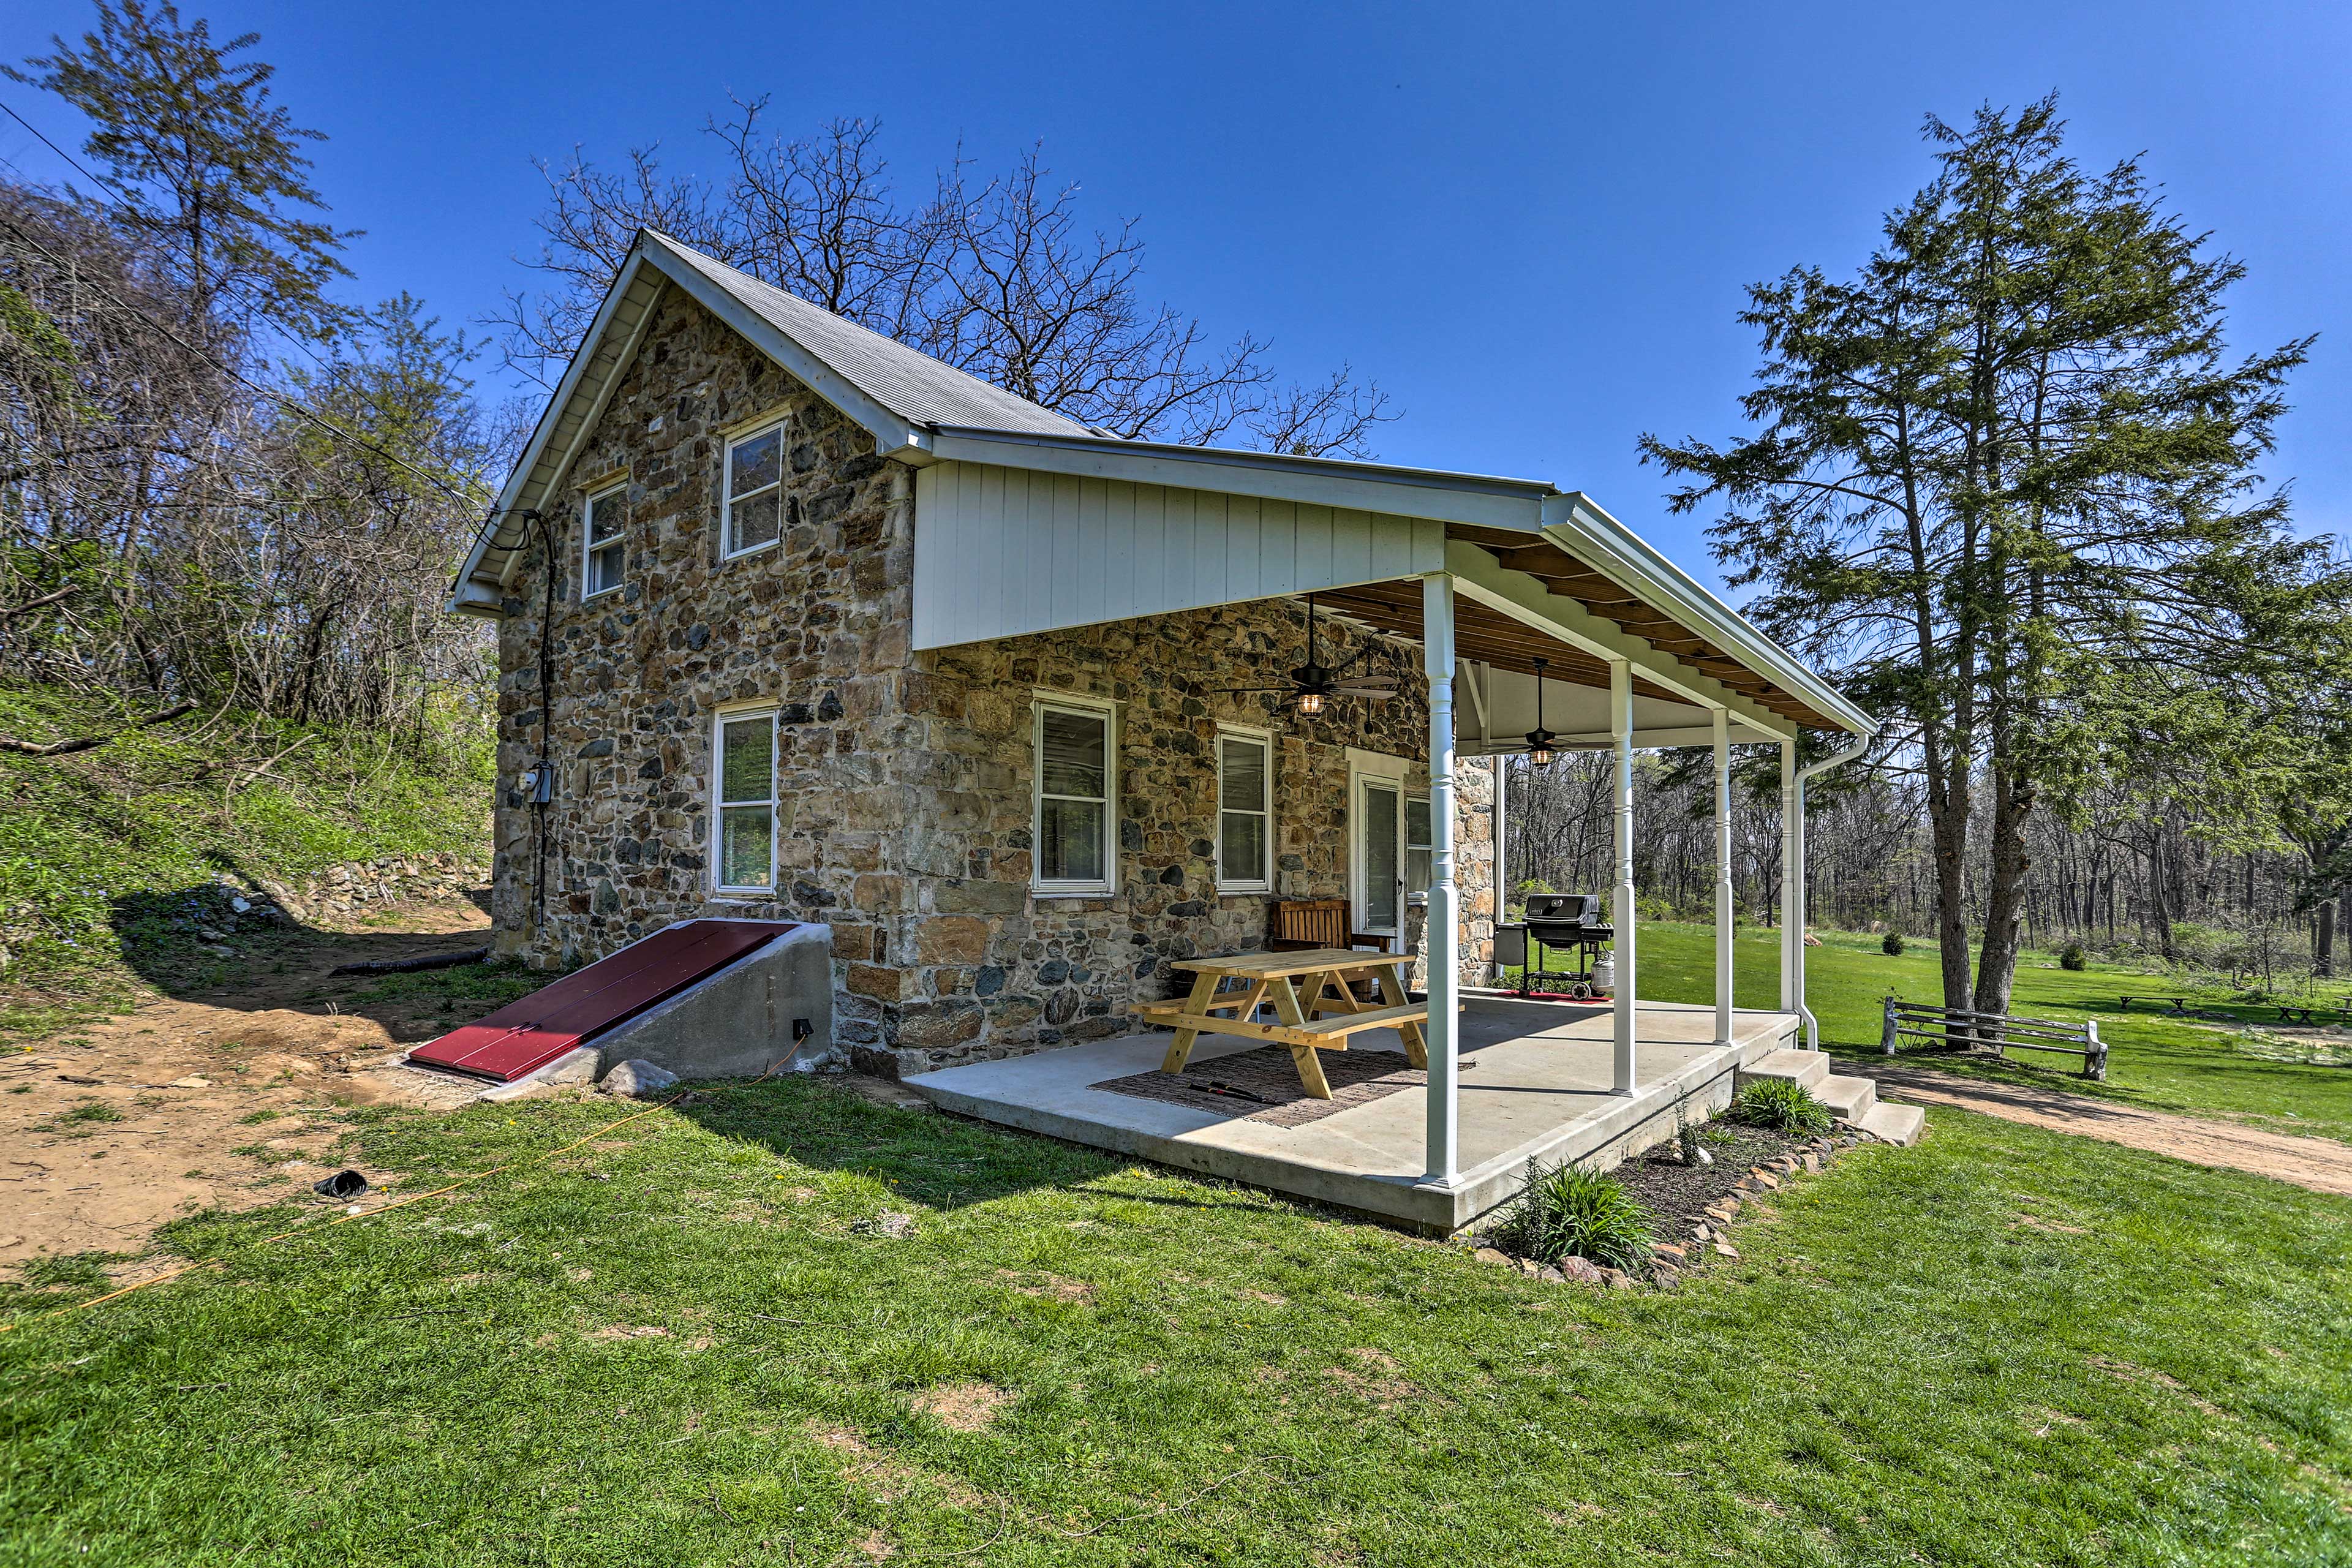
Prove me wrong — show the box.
[1136,948,1430,1099]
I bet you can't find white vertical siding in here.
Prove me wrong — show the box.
[913,460,1447,649]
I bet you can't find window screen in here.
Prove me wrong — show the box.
[725,425,783,556]
[1036,706,1109,887]
[717,713,775,891]
[585,488,625,597]
[1218,733,1270,890]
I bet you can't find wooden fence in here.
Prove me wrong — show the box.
[1881,997,2107,1080]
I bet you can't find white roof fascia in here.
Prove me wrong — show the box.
[444,246,665,609]
[1445,538,1800,741]
[927,427,1552,534]
[636,232,921,459]
[1540,491,1875,737]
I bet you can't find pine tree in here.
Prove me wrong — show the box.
[1641,97,2328,1016]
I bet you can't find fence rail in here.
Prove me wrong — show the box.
[1881,997,2106,1080]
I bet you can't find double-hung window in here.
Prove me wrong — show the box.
[723,421,785,558]
[1406,795,1433,904]
[1215,727,1273,894]
[714,709,777,895]
[583,484,626,597]
[1033,697,1115,895]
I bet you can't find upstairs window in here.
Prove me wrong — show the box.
[1034,698,1115,895]
[723,423,784,558]
[714,710,777,894]
[1216,728,1272,894]
[583,484,626,598]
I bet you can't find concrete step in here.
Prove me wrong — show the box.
[1737,1048,1830,1091]
[1814,1073,1877,1124]
[1856,1100,1927,1147]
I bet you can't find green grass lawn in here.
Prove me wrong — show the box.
[2,1080,2348,1566]
[1612,922,2352,1145]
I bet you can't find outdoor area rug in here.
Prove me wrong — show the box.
[1091,1045,1444,1128]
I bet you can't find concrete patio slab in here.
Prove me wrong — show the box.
[904,998,1800,1231]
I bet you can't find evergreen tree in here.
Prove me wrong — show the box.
[8,0,353,343]
[1641,98,2332,1016]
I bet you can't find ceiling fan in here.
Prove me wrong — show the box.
[1218,594,1401,715]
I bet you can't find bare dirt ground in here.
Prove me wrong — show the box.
[0,895,507,1272]
[1861,1063,2352,1196]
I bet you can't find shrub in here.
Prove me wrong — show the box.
[1882,931,1906,956]
[2059,942,2087,971]
[1727,1078,1833,1135]
[1490,1159,1655,1273]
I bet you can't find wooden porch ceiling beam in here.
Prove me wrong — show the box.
[1443,541,1801,739]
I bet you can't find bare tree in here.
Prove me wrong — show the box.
[492,111,1395,457]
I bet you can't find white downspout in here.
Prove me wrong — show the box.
[1790,732,1875,1048]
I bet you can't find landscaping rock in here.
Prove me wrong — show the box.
[1713,1241,1741,1261]
[1472,1246,1513,1268]
[853,1210,918,1238]
[1557,1256,1606,1285]
[600,1059,680,1098]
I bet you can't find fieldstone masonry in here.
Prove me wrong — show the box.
[491,282,1498,1075]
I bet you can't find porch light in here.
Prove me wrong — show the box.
[1525,657,1558,767]
[1296,688,1325,716]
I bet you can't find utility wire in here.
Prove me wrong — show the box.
[0,94,343,381]
[0,209,489,508]
[0,94,519,516]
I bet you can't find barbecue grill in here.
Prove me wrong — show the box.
[1496,892,1616,1000]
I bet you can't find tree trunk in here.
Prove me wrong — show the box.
[2320,898,2337,979]
[1975,761,2034,1022]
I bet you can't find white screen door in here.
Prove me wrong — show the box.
[1357,777,1403,936]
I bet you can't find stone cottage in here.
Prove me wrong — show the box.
[448,230,1868,1090]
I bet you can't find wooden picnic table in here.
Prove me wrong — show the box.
[1136,948,1430,1099]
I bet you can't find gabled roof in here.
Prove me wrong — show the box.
[448,229,1098,608]
[647,237,1096,440]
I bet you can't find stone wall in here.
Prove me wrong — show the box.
[489,282,1500,1077]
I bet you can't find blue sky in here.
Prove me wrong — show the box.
[3,0,2346,594]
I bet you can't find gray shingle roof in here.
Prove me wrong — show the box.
[645,232,1099,440]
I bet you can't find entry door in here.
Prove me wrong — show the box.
[1356,777,1403,938]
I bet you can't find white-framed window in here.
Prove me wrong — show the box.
[1406,795,1433,905]
[1215,726,1273,894]
[582,483,627,598]
[1033,695,1115,896]
[712,707,778,895]
[722,421,785,559]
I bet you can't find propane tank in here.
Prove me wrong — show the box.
[1590,954,1617,995]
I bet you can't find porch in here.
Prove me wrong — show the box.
[905,997,1800,1232]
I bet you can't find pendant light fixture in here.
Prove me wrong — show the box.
[1525,656,1558,766]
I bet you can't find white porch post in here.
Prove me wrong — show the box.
[1610,658,1637,1095]
[1779,738,1797,1013]
[1713,708,1734,1046]
[1422,573,1460,1183]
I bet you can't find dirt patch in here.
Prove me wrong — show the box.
[912,1381,1014,1432]
[0,894,501,1272]
[1326,1348,1420,1411]
[997,1269,1093,1303]
[1860,1063,2352,1196]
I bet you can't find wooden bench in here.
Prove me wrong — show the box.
[1883,997,2107,1080]
[1143,948,1430,1098]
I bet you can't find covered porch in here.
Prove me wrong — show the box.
[907,997,1796,1231]
[905,434,1874,1211]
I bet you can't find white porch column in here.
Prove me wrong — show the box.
[1422,573,1460,1183]
[1610,658,1637,1095]
[1713,707,1734,1046]
[1779,738,1797,1012]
